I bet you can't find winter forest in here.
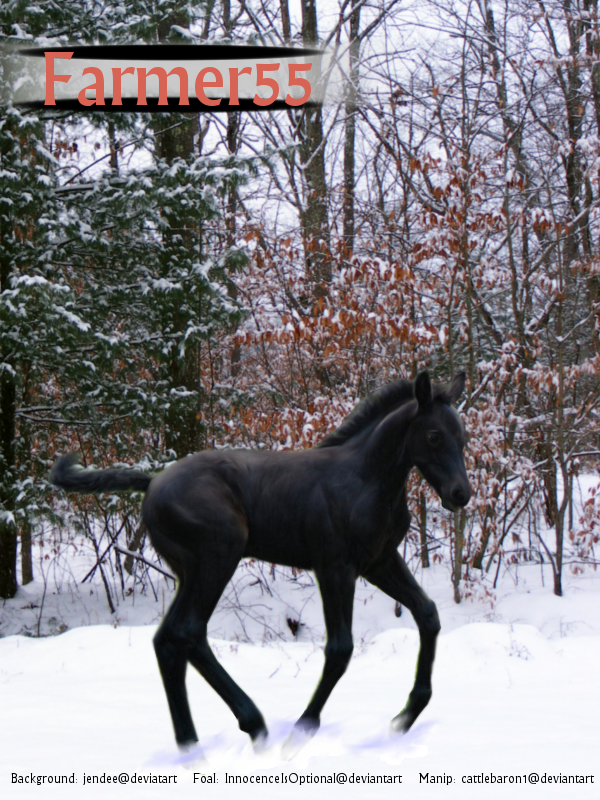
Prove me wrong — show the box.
[2,0,600,637]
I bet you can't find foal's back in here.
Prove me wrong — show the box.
[143,446,349,575]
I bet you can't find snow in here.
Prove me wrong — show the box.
[1,559,599,799]
[1,619,598,798]
[52,305,91,332]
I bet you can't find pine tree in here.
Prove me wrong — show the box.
[0,0,250,597]
[0,103,69,598]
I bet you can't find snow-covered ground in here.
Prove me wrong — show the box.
[1,553,599,799]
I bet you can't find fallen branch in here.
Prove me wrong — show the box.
[114,546,176,581]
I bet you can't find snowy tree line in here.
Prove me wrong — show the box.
[1,0,600,609]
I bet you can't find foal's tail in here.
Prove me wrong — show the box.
[50,453,152,494]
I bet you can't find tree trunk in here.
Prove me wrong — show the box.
[155,114,202,458]
[553,505,565,597]
[225,107,242,377]
[20,519,33,585]
[153,7,205,458]
[0,162,17,596]
[0,365,17,598]
[107,120,119,172]
[453,509,466,603]
[584,0,600,351]
[124,520,147,576]
[343,0,361,253]
[419,491,429,568]
[472,512,491,571]
[280,0,291,43]
[299,0,330,294]
[0,519,17,598]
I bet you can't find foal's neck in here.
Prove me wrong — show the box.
[356,398,415,492]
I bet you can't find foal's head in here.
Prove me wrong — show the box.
[407,371,471,512]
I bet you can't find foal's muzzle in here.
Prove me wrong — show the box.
[441,482,471,512]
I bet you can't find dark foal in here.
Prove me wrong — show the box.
[50,371,471,749]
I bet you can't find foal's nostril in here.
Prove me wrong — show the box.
[450,485,468,506]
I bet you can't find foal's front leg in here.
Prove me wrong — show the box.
[294,565,356,736]
[363,551,441,733]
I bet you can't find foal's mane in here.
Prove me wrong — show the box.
[316,378,414,449]
[316,375,456,449]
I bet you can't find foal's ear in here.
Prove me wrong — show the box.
[442,371,467,404]
[414,371,432,408]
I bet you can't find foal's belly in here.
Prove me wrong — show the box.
[236,455,327,570]
[243,538,313,571]
[242,507,314,570]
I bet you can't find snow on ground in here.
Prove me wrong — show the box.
[2,546,600,642]
[1,555,599,800]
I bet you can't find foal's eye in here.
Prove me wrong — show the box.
[428,431,442,446]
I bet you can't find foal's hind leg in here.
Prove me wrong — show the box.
[363,551,441,733]
[153,585,200,747]
[153,547,267,748]
[293,565,356,736]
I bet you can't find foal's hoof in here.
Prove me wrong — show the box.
[390,712,412,735]
[177,742,208,770]
[251,728,270,755]
[391,686,432,734]
[281,718,319,761]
